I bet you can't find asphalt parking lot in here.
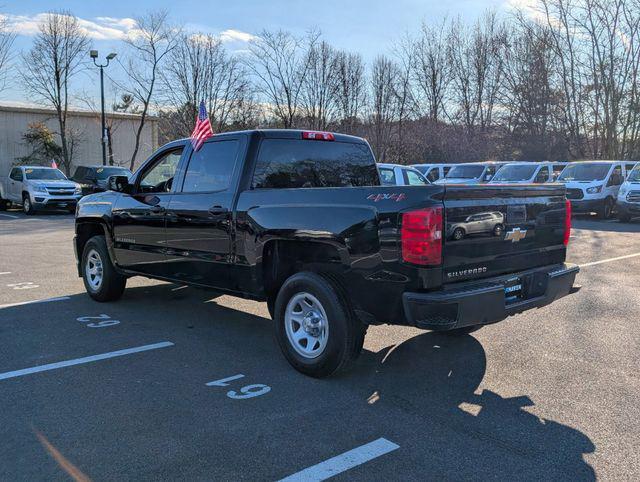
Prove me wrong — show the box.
[1,209,639,481]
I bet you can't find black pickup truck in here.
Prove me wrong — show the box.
[74,130,578,377]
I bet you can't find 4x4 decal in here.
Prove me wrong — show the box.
[367,193,406,202]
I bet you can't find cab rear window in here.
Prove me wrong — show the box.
[252,139,379,189]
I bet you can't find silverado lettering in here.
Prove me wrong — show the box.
[73,129,579,378]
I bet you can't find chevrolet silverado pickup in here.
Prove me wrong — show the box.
[74,129,579,377]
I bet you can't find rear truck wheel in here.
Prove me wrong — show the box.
[444,325,482,336]
[22,194,36,215]
[598,197,614,219]
[452,227,465,241]
[81,235,126,302]
[493,224,504,237]
[274,272,366,378]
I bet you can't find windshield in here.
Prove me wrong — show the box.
[628,167,640,182]
[445,165,485,179]
[24,168,67,181]
[94,167,131,180]
[492,165,538,182]
[558,163,611,181]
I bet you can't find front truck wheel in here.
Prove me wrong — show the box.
[81,235,126,302]
[274,272,366,378]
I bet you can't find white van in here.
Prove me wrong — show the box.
[558,161,626,219]
[412,163,455,183]
[617,163,640,222]
[377,163,430,186]
[489,162,553,184]
[435,162,507,185]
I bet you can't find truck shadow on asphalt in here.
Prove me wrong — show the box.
[108,283,596,480]
[573,217,640,233]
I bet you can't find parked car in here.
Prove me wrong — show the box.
[74,129,578,378]
[490,162,553,184]
[71,165,132,195]
[0,166,81,214]
[447,211,505,240]
[435,162,507,184]
[412,163,455,182]
[617,163,640,222]
[558,161,626,219]
[378,163,429,186]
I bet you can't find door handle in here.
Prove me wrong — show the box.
[208,206,229,216]
[150,205,165,214]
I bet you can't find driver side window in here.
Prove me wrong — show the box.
[608,166,623,186]
[138,148,183,193]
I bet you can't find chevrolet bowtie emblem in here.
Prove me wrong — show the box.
[505,228,527,243]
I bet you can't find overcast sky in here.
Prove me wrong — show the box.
[2,0,519,106]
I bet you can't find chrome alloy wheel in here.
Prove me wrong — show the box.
[85,249,104,291]
[285,292,329,359]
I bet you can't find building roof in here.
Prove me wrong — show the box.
[0,102,158,122]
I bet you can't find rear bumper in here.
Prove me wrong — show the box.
[617,200,640,216]
[569,199,602,213]
[403,263,579,331]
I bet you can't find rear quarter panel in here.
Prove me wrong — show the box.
[234,185,445,325]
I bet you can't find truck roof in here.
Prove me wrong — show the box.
[166,129,368,149]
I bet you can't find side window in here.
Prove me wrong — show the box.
[535,167,550,183]
[252,139,378,189]
[379,168,396,185]
[484,166,496,181]
[139,148,183,193]
[426,168,440,182]
[10,168,22,181]
[182,140,239,193]
[443,166,452,176]
[404,169,428,185]
[625,164,636,176]
[608,166,623,186]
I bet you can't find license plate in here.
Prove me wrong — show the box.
[504,277,523,303]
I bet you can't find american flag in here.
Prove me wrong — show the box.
[190,100,214,152]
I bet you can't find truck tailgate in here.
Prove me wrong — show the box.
[442,184,568,283]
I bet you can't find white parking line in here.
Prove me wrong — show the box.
[0,213,19,219]
[278,438,399,482]
[0,272,11,275]
[581,252,640,267]
[0,341,174,381]
[0,296,70,309]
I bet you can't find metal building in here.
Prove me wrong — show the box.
[0,103,159,175]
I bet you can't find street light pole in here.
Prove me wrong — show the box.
[90,50,117,166]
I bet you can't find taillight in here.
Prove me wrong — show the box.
[563,199,572,246]
[302,131,335,141]
[401,207,443,265]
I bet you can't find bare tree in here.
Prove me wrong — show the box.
[162,33,253,136]
[448,13,507,134]
[368,55,398,162]
[413,19,451,123]
[334,51,367,134]
[0,13,15,93]
[300,39,339,129]
[20,11,89,174]
[392,34,418,161]
[246,29,314,128]
[121,10,179,170]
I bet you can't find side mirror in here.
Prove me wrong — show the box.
[107,175,132,193]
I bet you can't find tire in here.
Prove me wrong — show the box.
[22,194,36,215]
[267,295,276,319]
[493,224,504,237]
[81,235,126,302]
[444,325,482,336]
[0,198,7,211]
[597,198,614,219]
[452,227,465,241]
[274,272,366,378]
